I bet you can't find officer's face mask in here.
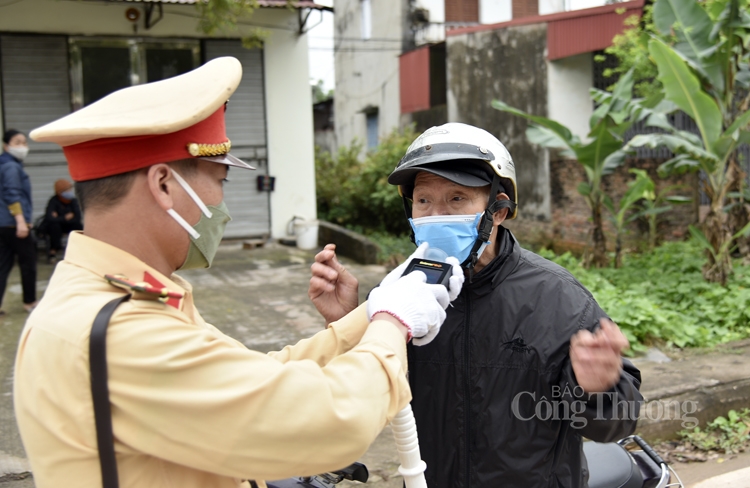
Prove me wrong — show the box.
[6,145,29,161]
[409,212,490,265]
[166,169,231,270]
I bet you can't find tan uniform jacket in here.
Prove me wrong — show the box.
[14,232,411,488]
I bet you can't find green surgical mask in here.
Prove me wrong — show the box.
[167,170,232,270]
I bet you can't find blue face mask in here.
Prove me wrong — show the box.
[409,213,490,265]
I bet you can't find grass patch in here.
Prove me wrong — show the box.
[538,240,750,351]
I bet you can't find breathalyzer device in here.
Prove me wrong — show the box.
[402,247,451,290]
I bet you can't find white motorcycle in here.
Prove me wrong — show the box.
[266,434,684,488]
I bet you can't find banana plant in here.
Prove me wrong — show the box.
[493,69,650,267]
[624,0,750,284]
[603,169,653,267]
[627,169,692,252]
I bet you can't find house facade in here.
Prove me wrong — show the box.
[333,0,575,152]
[0,0,323,239]
[335,0,689,251]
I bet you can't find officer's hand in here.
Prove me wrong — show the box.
[16,222,29,239]
[443,256,465,302]
[309,244,359,324]
[570,319,630,393]
[382,244,464,303]
[367,271,450,346]
[380,243,429,287]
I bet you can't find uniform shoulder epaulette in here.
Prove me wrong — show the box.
[105,274,184,302]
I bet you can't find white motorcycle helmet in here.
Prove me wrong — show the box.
[389,123,518,219]
[388,123,518,271]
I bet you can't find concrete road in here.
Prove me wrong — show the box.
[2,240,750,487]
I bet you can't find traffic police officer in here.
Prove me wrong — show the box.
[14,57,459,488]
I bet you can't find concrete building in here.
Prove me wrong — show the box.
[333,0,578,152]
[0,0,325,240]
[335,0,669,251]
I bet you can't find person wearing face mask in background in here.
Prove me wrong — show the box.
[0,129,37,314]
[13,57,463,488]
[40,178,83,263]
[309,123,643,488]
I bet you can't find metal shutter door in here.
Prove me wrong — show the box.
[204,40,270,239]
[1,35,73,220]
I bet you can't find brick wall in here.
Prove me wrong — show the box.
[445,0,479,22]
[512,0,538,19]
[504,158,699,255]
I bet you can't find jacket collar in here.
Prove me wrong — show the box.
[466,226,521,292]
[0,151,22,164]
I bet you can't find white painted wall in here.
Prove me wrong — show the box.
[547,52,594,142]
[264,24,318,238]
[480,0,512,24]
[539,0,566,15]
[0,0,317,239]
[415,0,445,22]
[334,0,405,150]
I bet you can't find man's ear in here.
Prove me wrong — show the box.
[492,193,511,225]
[146,164,176,211]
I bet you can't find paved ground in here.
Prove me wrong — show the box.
[1,240,749,487]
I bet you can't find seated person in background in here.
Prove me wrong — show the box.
[42,179,82,262]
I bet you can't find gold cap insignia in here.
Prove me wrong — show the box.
[187,140,232,157]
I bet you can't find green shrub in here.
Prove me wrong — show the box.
[315,126,418,237]
[680,408,750,454]
[539,240,750,351]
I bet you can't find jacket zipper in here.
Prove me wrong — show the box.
[463,294,471,488]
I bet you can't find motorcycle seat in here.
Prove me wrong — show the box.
[584,441,644,488]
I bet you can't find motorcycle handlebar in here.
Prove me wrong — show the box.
[631,435,666,466]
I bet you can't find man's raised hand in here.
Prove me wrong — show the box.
[570,318,630,393]
[309,244,359,324]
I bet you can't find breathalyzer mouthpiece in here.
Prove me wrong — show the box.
[424,247,449,262]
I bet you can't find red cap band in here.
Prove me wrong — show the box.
[62,107,228,182]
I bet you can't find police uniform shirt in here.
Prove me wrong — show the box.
[14,232,410,488]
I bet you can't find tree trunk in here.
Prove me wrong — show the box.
[615,234,622,268]
[591,203,609,268]
[726,156,750,259]
[648,214,657,252]
[702,206,733,285]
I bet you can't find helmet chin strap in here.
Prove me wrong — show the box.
[463,176,516,282]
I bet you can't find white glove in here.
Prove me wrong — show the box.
[367,271,450,345]
[443,256,465,302]
[380,242,429,287]
[381,243,465,303]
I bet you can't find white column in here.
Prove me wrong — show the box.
[264,24,318,239]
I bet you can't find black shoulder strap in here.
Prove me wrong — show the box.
[90,295,131,488]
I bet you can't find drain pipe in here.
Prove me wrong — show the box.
[391,405,427,488]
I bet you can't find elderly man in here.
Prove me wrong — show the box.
[309,123,643,488]
[14,58,461,488]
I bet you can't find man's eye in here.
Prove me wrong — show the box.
[222,178,230,183]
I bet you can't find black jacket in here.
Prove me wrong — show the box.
[41,196,82,229]
[407,228,642,488]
